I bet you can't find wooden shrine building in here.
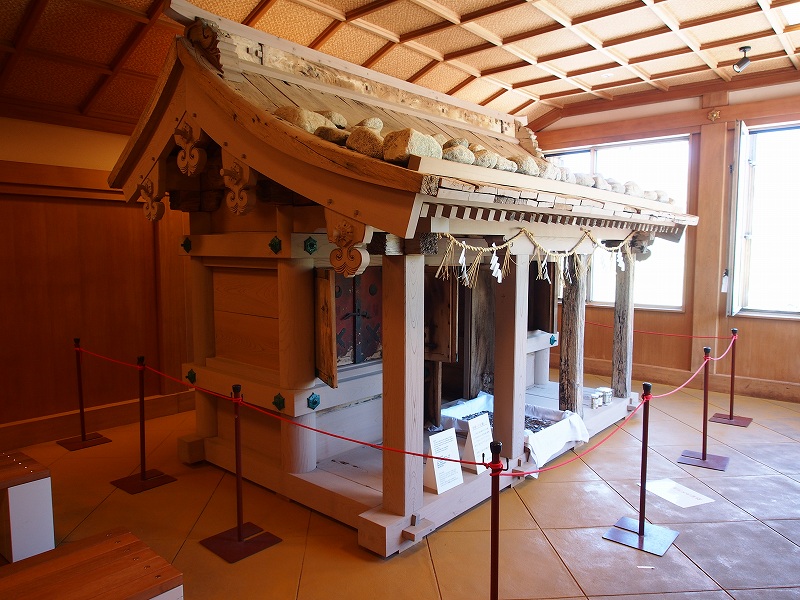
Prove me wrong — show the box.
[109,7,697,557]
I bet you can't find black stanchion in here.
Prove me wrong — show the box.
[489,441,502,600]
[111,356,176,493]
[200,385,281,563]
[710,329,752,427]
[57,339,112,451]
[604,383,679,556]
[678,348,730,471]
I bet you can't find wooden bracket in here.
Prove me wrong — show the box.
[220,150,258,216]
[138,161,166,222]
[324,209,372,277]
[173,117,208,177]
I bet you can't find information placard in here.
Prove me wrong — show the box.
[423,428,463,494]
[462,413,493,474]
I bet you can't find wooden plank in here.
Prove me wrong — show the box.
[464,269,495,399]
[381,255,425,517]
[408,155,698,220]
[0,529,182,600]
[213,310,280,370]
[424,268,457,363]
[315,268,338,388]
[212,268,278,318]
[277,259,316,389]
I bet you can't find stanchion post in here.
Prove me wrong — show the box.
[76,338,87,441]
[138,356,147,480]
[604,383,679,556]
[110,355,176,494]
[56,339,112,451]
[199,384,282,563]
[233,384,244,543]
[710,328,752,427]
[728,329,737,420]
[489,440,502,600]
[678,348,730,471]
[637,383,650,537]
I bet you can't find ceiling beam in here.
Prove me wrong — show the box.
[243,0,279,27]
[0,0,49,91]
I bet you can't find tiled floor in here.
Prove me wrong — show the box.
[5,378,800,599]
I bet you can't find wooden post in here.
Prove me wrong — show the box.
[493,253,529,459]
[463,269,495,399]
[381,254,425,516]
[612,245,635,399]
[559,254,587,416]
[281,413,317,474]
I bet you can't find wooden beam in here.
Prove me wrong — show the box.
[381,254,425,516]
[407,59,439,84]
[243,0,279,26]
[479,88,507,106]
[310,20,344,50]
[82,0,170,116]
[362,41,396,69]
[0,0,48,91]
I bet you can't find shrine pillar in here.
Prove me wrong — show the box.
[493,251,530,460]
[381,254,425,516]
[559,254,588,416]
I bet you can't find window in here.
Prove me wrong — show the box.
[728,123,800,316]
[550,137,691,308]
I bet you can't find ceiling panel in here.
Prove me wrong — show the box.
[360,0,442,36]
[453,46,525,72]
[414,26,488,56]
[412,62,472,94]
[663,0,758,23]
[251,0,333,45]
[546,0,636,21]
[189,0,258,23]
[320,23,387,65]
[122,25,178,76]
[513,28,592,61]
[472,4,556,39]
[370,45,433,80]
[581,6,667,42]
[2,53,101,105]
[29,0,137,64]
[451,76,504,104]
[0,0,29,44]
[88,72,154,118]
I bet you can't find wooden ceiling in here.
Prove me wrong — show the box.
[2,0,799,135]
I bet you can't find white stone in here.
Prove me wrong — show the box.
[442,145,475,164]
[624,181,644,197]
[315,126,350,145]
[473,149,499,169]
[509,155,539,176]
[383,128,443,164]
[357,117,383,131]
[274,106,336,134]
[316,110,348,129]
[494,156,518,172]
[346,126,384,159]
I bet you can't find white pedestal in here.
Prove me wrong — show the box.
[2,477,55,562]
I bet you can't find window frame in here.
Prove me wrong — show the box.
[548,135,692,309]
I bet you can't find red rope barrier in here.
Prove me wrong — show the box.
[585,321,733,340]
[80,344,733,476]
[708,335,737,362]
[76,347,140,369]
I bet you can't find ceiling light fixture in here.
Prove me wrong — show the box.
[733,46,751,73]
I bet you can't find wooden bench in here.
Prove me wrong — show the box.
[0,451,55,562]
[0,528,184,599]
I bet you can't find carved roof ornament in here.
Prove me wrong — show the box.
[173,119,208,177]
[220,150,258,215]
[325,209,372,278]
[138,177,165,222]
[185,18,222,73]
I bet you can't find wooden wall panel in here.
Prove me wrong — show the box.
[213,310,280,371]
[212,268,278,318]
[0,196,161,424]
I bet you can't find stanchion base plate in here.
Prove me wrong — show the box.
[111,469,176,494]
[57,432,112,451]
[200,522,282,563]
[709,413,753,427]
[603,517,679,556]
[677,450,730,471]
